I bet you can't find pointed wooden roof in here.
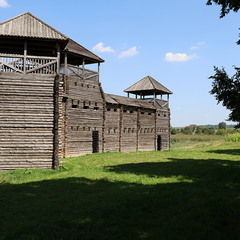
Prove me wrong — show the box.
[0,12,67,40]
[64,38,104,64]
[124,76,173,95]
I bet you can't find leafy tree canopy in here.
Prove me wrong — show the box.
[218,122,227,129]
[209,66,240,128]
[207,0,240,18]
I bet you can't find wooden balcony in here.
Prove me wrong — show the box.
[60,64,99,80]
[0,53,58,75]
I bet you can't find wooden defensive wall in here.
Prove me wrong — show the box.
[0,12,172,170]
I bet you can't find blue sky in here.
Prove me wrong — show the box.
[1,0,240,127]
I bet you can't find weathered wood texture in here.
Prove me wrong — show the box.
[104,104,160,153]
[155,100,171,151]
[104,104,121,152]
[0,72,58,170]
[62,74,104,157]
[138,109,156,151]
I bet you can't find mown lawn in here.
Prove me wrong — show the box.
[0,139,240,240]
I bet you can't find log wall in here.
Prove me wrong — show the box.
[138,109,156,151]
[155,105,171,151]
[0,72,58,170]
[104,104,121,152]
[0,72,171,170]
[104,104,159,153]
[62,75,104,157]
[121,106,138,152]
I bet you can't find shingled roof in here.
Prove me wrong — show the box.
[64,38,104,64]
[124,76,173,95]
[105,93,156,109]
[0,12,67,40]
[0,12,104,64]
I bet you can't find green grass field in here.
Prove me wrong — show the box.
[0,136,240,240]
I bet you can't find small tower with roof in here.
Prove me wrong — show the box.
[125,76,173,151]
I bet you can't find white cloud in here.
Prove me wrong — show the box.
[118,46,139,58]
[164,52,198,62]
[190,41,206,50]
[92,42,115,53]
[0,0,10,7]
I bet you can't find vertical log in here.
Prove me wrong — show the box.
[56,44,60,74]
[98,62,100,74]
[136,108,140,151]
[23,41,27,74]
[82,58,85,78]
[99,82,106,153]
[53,75,60,169]
[119,105,123,152]
[154,110,157,150]
[64,52,68,75]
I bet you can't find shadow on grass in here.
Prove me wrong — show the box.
[207,149,240,156]
[0,158,240,240]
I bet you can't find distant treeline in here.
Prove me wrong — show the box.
[171,123,239,135]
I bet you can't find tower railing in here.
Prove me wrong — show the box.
[60,64,99,80]
[0,53,58,74]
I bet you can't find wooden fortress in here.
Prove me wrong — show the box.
[0,12,172,170]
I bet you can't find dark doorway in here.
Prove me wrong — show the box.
[92,131,99,153]
[157,135,162,151]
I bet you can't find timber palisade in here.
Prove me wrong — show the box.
[0,12,173,170]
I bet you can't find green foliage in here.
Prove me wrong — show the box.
[225,133,240,142]
[170,127,178,135]
[171,134,225,149]
[218,122,227,129]
[206,0,240,18]
[0,142,240,240]
[209,67,240,128]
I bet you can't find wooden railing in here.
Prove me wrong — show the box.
[0,54,58,74]
[60,64,99,80]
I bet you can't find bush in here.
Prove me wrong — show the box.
[225,133,240,142]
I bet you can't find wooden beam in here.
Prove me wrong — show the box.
[26,60,57,73]
[56,44,60,74]
[0,60,24,73]
[64,52,68,75]
[53,75,60,169]
[23,41,27,74]
[82,58,85,78]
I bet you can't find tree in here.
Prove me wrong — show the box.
[206,2,240,128]
[209,67,240,128]
[206,0,240,18]
[218,122,227,129]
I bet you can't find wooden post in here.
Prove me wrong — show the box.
[64,52,68,75]
[98,62,100,82]
[119,105,123,152]
[56,44,60,74]
[98,62,100,73]
[23,40,27,74]
[82,58,85,78]
[53,75,60,169]
[136,108,140,151]
[154,110,157,150]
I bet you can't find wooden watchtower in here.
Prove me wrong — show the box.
[0,12,104,170]
[125,76,173,151]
